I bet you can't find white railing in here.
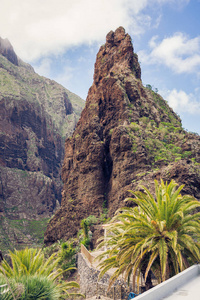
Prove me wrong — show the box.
[81,243,95,266]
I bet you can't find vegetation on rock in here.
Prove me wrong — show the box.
[44,27,200,248]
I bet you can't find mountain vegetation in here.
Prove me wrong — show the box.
[0,36,85,251]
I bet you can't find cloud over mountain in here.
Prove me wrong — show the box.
[0,0,190,61]
[139,33,200,74]
[166,89,200,115]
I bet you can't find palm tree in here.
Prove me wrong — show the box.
[0,248,60,278]
[97,179,200,292]
[0,247,83,299]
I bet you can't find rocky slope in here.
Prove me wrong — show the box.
[0,37,85,251]
[44,27,200,246]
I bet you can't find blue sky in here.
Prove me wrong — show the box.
[1,0,200,134]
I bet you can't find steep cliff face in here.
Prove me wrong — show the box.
[0,38,85,250]
[44,27,200,245]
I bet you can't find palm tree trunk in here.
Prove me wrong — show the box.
[132,273,136,292]
[141,264,153,291]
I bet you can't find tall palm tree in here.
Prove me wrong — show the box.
[97,179,200,292]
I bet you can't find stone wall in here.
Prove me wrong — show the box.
[77,253,131,299]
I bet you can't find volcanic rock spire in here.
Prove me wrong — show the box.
[44,27,200,245]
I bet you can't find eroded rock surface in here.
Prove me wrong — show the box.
[0,38,85,250]
[44,27,200,245]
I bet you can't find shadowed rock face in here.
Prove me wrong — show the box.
[44,27,200,246]
[0,37,84,250]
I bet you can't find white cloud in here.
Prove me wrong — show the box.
[34,58,52,78]
[165,89,200,114]
[33,56,75,91]
[53,65,75,88]
[0,0,189,62]
[139,33,200,74]
[0,0,145,61]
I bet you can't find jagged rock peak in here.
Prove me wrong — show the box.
[0,37,18,65]
[44,27,200,246]
[94,26,141,84]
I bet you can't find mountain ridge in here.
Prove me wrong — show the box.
[0,37,85,251]
[0,37,18,66]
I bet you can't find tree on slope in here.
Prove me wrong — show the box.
[97,179,200,292]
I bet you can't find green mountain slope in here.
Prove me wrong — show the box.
[0,37,85,251]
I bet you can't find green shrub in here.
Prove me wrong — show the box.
[80,219,89,239]
[85,215,98,226]
[58,242,76,278]
[80,237,90,249]
[19,275,60,299]
[182,151,192,158]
